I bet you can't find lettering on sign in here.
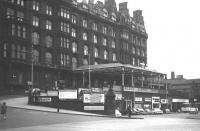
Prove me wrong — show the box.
[145,97,152,102]
[135,97,143,102]
[38,97,51,102]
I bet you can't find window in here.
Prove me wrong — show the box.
[122,31,129,39]
[92,22,97,31]
[17,11,24,21]
[11,44,15,58]
[94,48,98,58]
[71,28,76,37]
[83,45,88,55]
[132,47,135,54]
[17,45,20,59]
[71,14,77,24]
[93,34,97,43]
[111,40,115,48]
[132,57,135,65]
[46,5,52,15]
[33,50,39,63]
[137,48,140,56]
[32,32,39,45]
[72,57,77,69]
[102,26,107,34]
[3,43,8,58]
[60,53,69,67]
[83,32,87,40]
[17,0,24,6]
[46,20,52,30]
[45,52,52,65]
[11,24,15,36]
[104,50,108,60]
[21,46,26,60]
[137,59,140,66]
[103,37,107,46]
[45,35,53,48]
[17,25,21,37]
[112,53,116,61]
[60,8,70,19]
[83,59,88,65]
[110,28,115,37]
[22,27,26,38]
[33,1,39,11]
[72,42,77,53]
[60,37,69,48]
[82,19,87,28]
[60,22,69,33]
[7,8,14,19]
[33,16,39,27]
[141,50,145,57]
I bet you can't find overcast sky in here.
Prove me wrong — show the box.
[79,0,200,79]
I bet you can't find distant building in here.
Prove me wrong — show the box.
[167,74,200,111]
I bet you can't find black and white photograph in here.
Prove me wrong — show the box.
[0,0,200,130]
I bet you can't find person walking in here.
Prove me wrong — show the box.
[127,105,132,118]
[1,102,7,120]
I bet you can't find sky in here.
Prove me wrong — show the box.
[79,0,200,79]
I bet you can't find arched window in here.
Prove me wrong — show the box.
[111,40,115,48]
[83,45,88,55]
[94,48,98,58]
[72,42,77,53]
[45,35,53,47]
[32,32,39,45]
[93,34,97,43]
[132,46,136,54]
[132,57,135,66]
[137,48,140,56]
[112,53,116,61]
[45,52,52,65]
[83,58,88,65]
[72,57,77,69]
[83,32,87,40]
[103,37,107,46]
[104,50,108,60]
[33,49,39,63]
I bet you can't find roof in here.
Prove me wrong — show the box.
[73,63,166,76]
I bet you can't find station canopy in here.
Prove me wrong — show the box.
[73,63,166,77]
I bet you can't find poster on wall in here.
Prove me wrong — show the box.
[83,93,105,103]
[59,89,77,100]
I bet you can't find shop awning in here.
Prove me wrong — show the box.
[73,63,166,77]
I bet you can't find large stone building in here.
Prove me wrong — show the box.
[0,0,147,91]
[0,0,168,111]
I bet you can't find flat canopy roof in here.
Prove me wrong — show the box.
[73,63,166,77]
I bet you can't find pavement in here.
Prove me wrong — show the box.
[0,95,141,119]
[0,95,200,120]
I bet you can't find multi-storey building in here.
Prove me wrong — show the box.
[0,0,147,91]
[0,0,168,111]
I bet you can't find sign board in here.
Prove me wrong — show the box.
[161,99,167,103]
[145,97,152,102]
[135,97,143,102]
[172,98,189,103]
[115,93,122,100]
[59,89,77,99]
[38,97,51,102]
[152,97,160,103]
[47,90,58,96]
[83,93,104,103]
[40,92,48,96]
[84,106,104,110]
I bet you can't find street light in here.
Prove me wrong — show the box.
[88,53,91,89]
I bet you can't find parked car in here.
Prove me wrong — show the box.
[152,108,163,114]
[132,108,144,115]
[189,107,198,114]
[143,109,153,115]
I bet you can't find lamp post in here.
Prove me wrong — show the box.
[88,53,91,89]
[31,44,34,90]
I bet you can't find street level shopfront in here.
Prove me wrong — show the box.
[74,63,168,112]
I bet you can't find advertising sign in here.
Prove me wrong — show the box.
[161,99,167,103]
[135,97,143,102]
[47,90,58,96]
[38,97,51,102]
[84,106,104,110]
[145,97,152,102]
[152,97,160,103]
[115,93,122,100]
[83,93,105,103]
[59,89,77,99]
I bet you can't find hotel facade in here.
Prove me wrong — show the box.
[0,0,167,111]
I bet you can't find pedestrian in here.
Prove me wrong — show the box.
[127,105,132,118]
[1,102,7,120]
